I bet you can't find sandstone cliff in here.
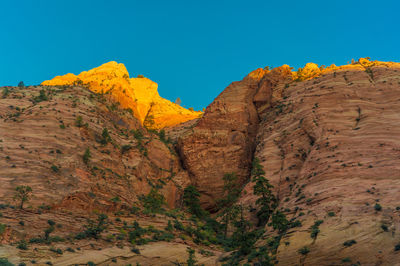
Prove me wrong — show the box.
[2,58,400,265]
[177,58,400,265]
[41,61,202,129]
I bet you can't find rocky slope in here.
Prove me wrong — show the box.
[178,58,400,265]
[0,84,220,265]
[42,62,202,129]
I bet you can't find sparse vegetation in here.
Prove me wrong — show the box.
[310,220,323,239]
[75,116,84,127]
[100,128,111,144]
[343,239,357,247]
[298,246,310,255]
[186,247,197,266]
[50,165,59,173]
[374,203,382,211]
[139,188,166,213]
[14,186,32,209]
[33,89,48,102]
[76,214,108,239]
[83,147,91,164]
[16,240,28,250]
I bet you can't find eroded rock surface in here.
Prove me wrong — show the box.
[42,62,202,129]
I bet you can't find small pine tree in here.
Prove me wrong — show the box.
[186,247,197,266]
[44,220,55,240]
[83,214,108,239]
[83,147,91,164]
[18,81,25,88]
[165,220,173,232]
[231,204,257,256]
[14,185,32,209]
[75,116,83,127]
[218,172,241,238]
[252,158,277,226]
[101,128,111,144]
[183,185,206,218]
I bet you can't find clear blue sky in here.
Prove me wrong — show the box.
[1,0,399,110]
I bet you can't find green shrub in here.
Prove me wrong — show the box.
[271,211,289,233]
[173,220,184,231]
[165,220,173,232]
[16,240,28,250]
[374,203,382,211]
[121,144,132,154]
[341,257,351,263]
[131,247,140,254]
[75,116,83,127]
[33,89,48,102]
[2,88,10,98]
[100,128,111,144]
[50,247,63,254]
[0,258,14,266]
[76,214,108,239]
[83,148,91,164]
[298,246,310,255]
[343,240,357,247]
[0,223,7,235]
[139,188,166,213]
[50,165,59,172]
[310,220,323,239]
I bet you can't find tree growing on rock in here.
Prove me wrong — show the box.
[252,158,277,226]
[14,185,32,209]
[218,172,241,238]
[183,185,206,219]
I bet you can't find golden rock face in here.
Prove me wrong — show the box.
[42,61,202,129]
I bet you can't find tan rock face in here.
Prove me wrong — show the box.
[42,61,202,129]
[0,85,189,213]
[178,58,400,264]
[240,62,400,265]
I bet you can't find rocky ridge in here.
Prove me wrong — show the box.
[42,61,202,129]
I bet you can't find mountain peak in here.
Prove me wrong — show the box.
[42,62,202,129]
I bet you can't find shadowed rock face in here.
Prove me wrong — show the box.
[177,70,266,210]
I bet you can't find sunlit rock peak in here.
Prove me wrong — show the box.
[42,61,202,129]
[248,58,400,82]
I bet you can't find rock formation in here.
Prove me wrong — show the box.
[0,85,190,212]
[2,58,400,265]
[42,61,202,129]
[178,58,400,264]
[177,69,265,210]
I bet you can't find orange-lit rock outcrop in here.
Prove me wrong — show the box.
[42,61,202,129]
